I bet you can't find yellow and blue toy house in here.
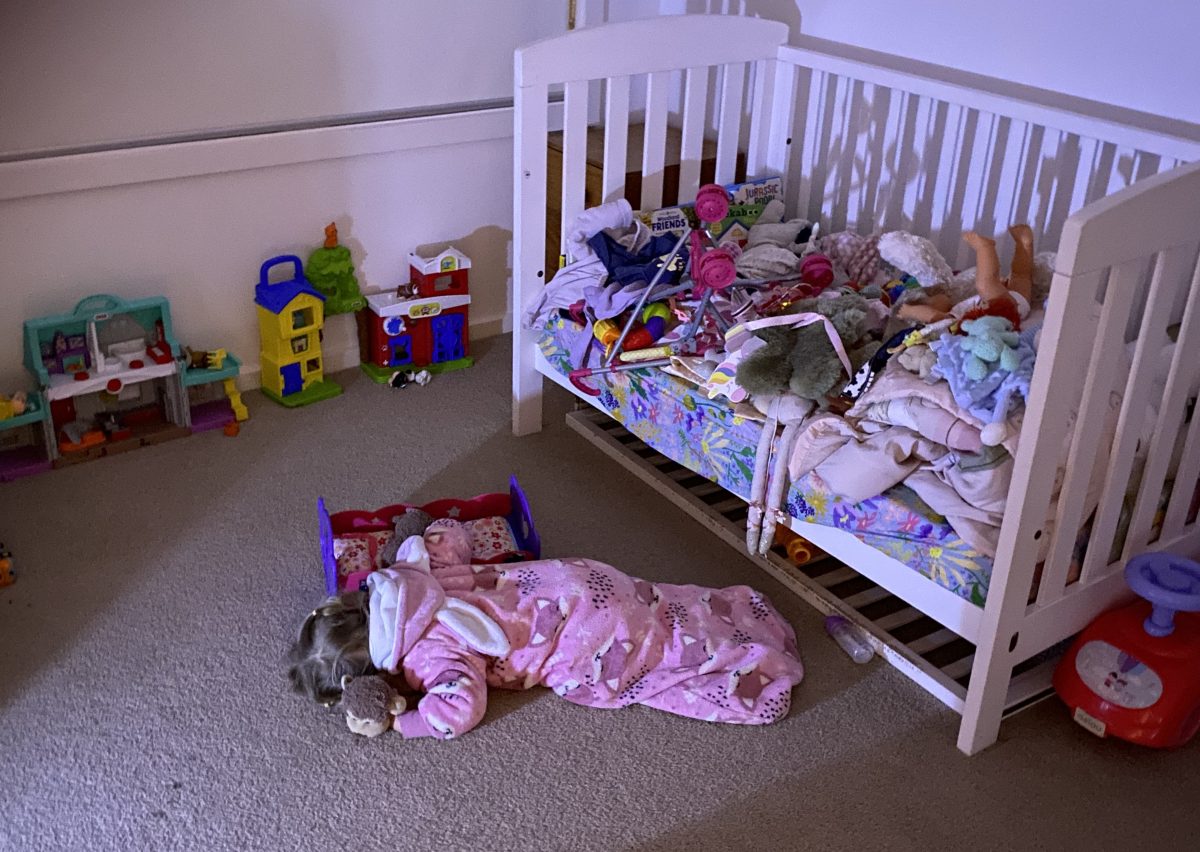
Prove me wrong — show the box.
[255,255,342,407]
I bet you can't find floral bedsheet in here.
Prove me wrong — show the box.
[540,315,992,605]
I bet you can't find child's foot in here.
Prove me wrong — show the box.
[963,231,996,251]
[1008,224,1034,253]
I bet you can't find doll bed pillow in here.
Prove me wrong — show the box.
[332,515,523,579]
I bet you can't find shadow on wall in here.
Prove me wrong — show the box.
[661,2,1178,260]
[413,225,513,332]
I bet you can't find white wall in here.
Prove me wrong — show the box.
[0,0,567,157]
[690,0,1200,124]
[0,1,667,391]
[0,119,516,390]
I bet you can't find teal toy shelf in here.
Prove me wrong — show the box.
[182,354,242,387]
[0,391,54,482]
[0,391,49,432]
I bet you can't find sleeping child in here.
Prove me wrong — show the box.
[288,521,805,738]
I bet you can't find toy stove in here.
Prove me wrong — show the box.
[1054,552,1200,748]
[360,247,473,378]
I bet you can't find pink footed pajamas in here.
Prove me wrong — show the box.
[368,539,805,740]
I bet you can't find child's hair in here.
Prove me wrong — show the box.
[287,591,374,705]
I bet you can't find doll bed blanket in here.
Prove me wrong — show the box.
[540,315,995,605]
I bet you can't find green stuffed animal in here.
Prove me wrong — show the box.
[959,315,1020,380]
[736,291,877,405]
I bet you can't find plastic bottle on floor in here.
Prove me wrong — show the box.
[825,615,873,664]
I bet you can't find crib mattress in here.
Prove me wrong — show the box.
[540,315,993,605]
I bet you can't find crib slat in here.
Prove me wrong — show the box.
[715,62,746,185]
[640,70,671,210]
[823,73,857,232]
[679,66,709,205]
[855,81,889,230]
[747,59,777,178]
[902,93,936,236]
[1162,372,1200,540]
[1160,254,1200,541]
[764,60,797,186]
[792,68,822,221]
[1037,261,1138,606]
[949,108,991,266]
[560,79,589,264]
[930,101,965,254]
[602,75,631,204]
[512,82,549,436]
[1124,249,1200,559]
[879,86,912,230]
[1083,246,1189,581]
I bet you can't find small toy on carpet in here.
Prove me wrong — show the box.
[340,674,406,737]
[0,542,14,587]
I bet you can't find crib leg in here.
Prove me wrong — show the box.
[513,325,544,436]
[957,632,1012,755]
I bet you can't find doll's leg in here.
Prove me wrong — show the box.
[963,231,1007,302]
[1007,224,1035,302]
[897,302,951,324]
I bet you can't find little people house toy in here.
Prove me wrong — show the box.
[9,293,246,478]
[1054,552,1200,748]
[255,255,342,407]
[358,247,474,383]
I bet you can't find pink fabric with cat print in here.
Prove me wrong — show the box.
[380,557,805,739]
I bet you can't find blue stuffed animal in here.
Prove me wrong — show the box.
[959,316,1020,380]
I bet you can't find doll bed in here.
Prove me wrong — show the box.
[539,315,993,604]
[511,15,1200,754]
[317,476,540,596]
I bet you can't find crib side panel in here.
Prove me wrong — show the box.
[774,40,1200,259]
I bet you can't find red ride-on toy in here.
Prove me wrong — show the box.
[1054,552,1200,748]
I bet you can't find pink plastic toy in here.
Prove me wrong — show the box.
[694,183,731,224]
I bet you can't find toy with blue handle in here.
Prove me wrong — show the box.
[1125,552,1200,638]
[1055,550,1200,748]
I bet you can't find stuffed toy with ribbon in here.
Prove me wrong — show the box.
[733,292,878,406]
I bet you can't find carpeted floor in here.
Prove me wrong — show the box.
[2,335,1197,852]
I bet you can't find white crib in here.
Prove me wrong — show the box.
[510,15,1200,753]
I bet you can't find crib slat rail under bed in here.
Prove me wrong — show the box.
[566,408,1058,719]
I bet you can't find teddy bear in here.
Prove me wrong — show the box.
[958,316,1021,380]
[735,291,879,405]
[378,507,435,567]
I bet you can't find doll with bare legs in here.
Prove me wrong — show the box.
[898,225,1036,329]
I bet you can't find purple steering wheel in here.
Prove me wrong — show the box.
[1124,552,1200,637]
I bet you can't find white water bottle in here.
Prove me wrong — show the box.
[825,615,873,664]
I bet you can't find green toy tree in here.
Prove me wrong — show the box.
[306,223,366,315]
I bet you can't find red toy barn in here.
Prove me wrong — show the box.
[361,247,473,376]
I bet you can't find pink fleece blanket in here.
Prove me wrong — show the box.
[367,553,804,739]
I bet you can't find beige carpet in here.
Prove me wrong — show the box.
[1,335,1197,852]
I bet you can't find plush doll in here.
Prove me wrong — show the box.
[734,199,816,280]
[958,316,1021,380]
[422,519,473,570]
[736,291,878,405]
[898,226,1035,329]
[818,231,883,288]
[379,508,435,567]
[340,674,406,737]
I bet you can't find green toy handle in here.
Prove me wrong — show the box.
[260,255,305,288]
[72,294,127,316]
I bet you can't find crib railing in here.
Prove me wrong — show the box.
[959,160,1200,752]
[519,20,1196,288]
[767,38,1196,262]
